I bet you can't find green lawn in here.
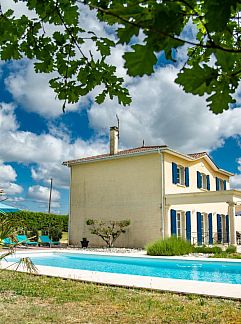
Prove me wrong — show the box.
[60,231,68,244]
[0,271,240,323]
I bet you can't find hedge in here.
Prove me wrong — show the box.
[1,210,68,232]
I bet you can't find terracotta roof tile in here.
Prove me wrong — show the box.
[63,145,167,165]
[188,152,207,159]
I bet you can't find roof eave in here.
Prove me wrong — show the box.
[62,148,165,167]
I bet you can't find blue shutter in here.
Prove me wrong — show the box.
[217,214,222,243]
[206,175,210,191]
[172,163,178,184]
[208,213,213,244]
[185,167,189,187]
[197,212,202,245]
[226,215,229,243]
[186,211,191,241]
[171,209,177,235]
[216,177,220,191]
[197,171,202,188]
[224,180,227,191]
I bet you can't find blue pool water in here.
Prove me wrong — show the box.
[6,253,241,284]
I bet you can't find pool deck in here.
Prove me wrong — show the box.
[1,248,241,300]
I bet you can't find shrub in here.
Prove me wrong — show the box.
[48,226,62,241]
[146,236,194,256]
[28,228,39,242]
[2,211,68,232]
[226,245,237,254]
[193,246,222,254]
[210,252,241,259]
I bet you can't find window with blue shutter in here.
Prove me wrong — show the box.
[197,212,202,245]
[206,175,210,191]
[197,171,202,188]
[224,180,227,190]
[208,213,213,244]
[171,209,177,235]
[172,163,178,184]
[217,214,222,243]
[226,215,229,243]
[216,177,220,191]
[186,211,191,241]
[185,167,189,187]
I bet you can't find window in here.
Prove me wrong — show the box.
[220,179,226,190]
[197,172,210,190]
[201,173,207,189]
[172,163,189,187]
[216,177,227,191]
[197,212,208,244]
[176,212,182,237]
[177,166,185,185]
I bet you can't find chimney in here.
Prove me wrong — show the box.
[110,126,119,155]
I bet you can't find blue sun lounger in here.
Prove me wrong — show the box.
[39,235,60,247]
[16,234,38,246]
[2,237,15,246]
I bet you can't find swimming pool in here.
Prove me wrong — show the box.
[6,252,241,285]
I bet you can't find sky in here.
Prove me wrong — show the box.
[1,1,241,214]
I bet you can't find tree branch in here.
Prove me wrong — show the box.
[82,1,241,54]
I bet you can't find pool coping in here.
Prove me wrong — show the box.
[6,248,241,263]
[1,249,241,300]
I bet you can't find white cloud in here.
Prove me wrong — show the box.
[0,101,108,188]
[230,158,241,190]
[5,61,80,118]
[28,185,60,202]
[230,174,241,190]
[88,66,241,153]
[0,102,18,131]
[0,161,23,195]
[27,185,61,209]
[0,161,16,183]
[2,182,23,195]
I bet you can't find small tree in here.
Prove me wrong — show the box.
[86,219,130,248]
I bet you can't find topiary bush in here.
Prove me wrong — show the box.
[146,236,194,256]
[193,246,222,254]
[226,245,237,254]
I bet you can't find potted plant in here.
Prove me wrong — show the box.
[81,237,89,248]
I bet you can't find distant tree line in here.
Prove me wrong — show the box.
[0,211,68,233]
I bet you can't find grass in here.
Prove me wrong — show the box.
[0,271,240,323]
[60,231,68,244]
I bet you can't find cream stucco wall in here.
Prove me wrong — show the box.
[163,152,230,195]
[69,153,162,248]
[163,152,234,244]
[68,149,237,248]
[165,203,229,245]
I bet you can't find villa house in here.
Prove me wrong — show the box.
[63,127,241,248]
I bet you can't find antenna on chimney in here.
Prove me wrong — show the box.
[116,114,120,139]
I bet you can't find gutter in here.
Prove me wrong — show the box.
[63,148,165,167]
[159,150,165,240]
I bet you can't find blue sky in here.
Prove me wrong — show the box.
[1,1,241,214]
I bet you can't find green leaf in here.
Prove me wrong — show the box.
[176,64,218,96]
[117,25,139,44]
[123,44,157,76]
[95,91,107,104]
[205,0,233,32]
[207,87,235,114]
